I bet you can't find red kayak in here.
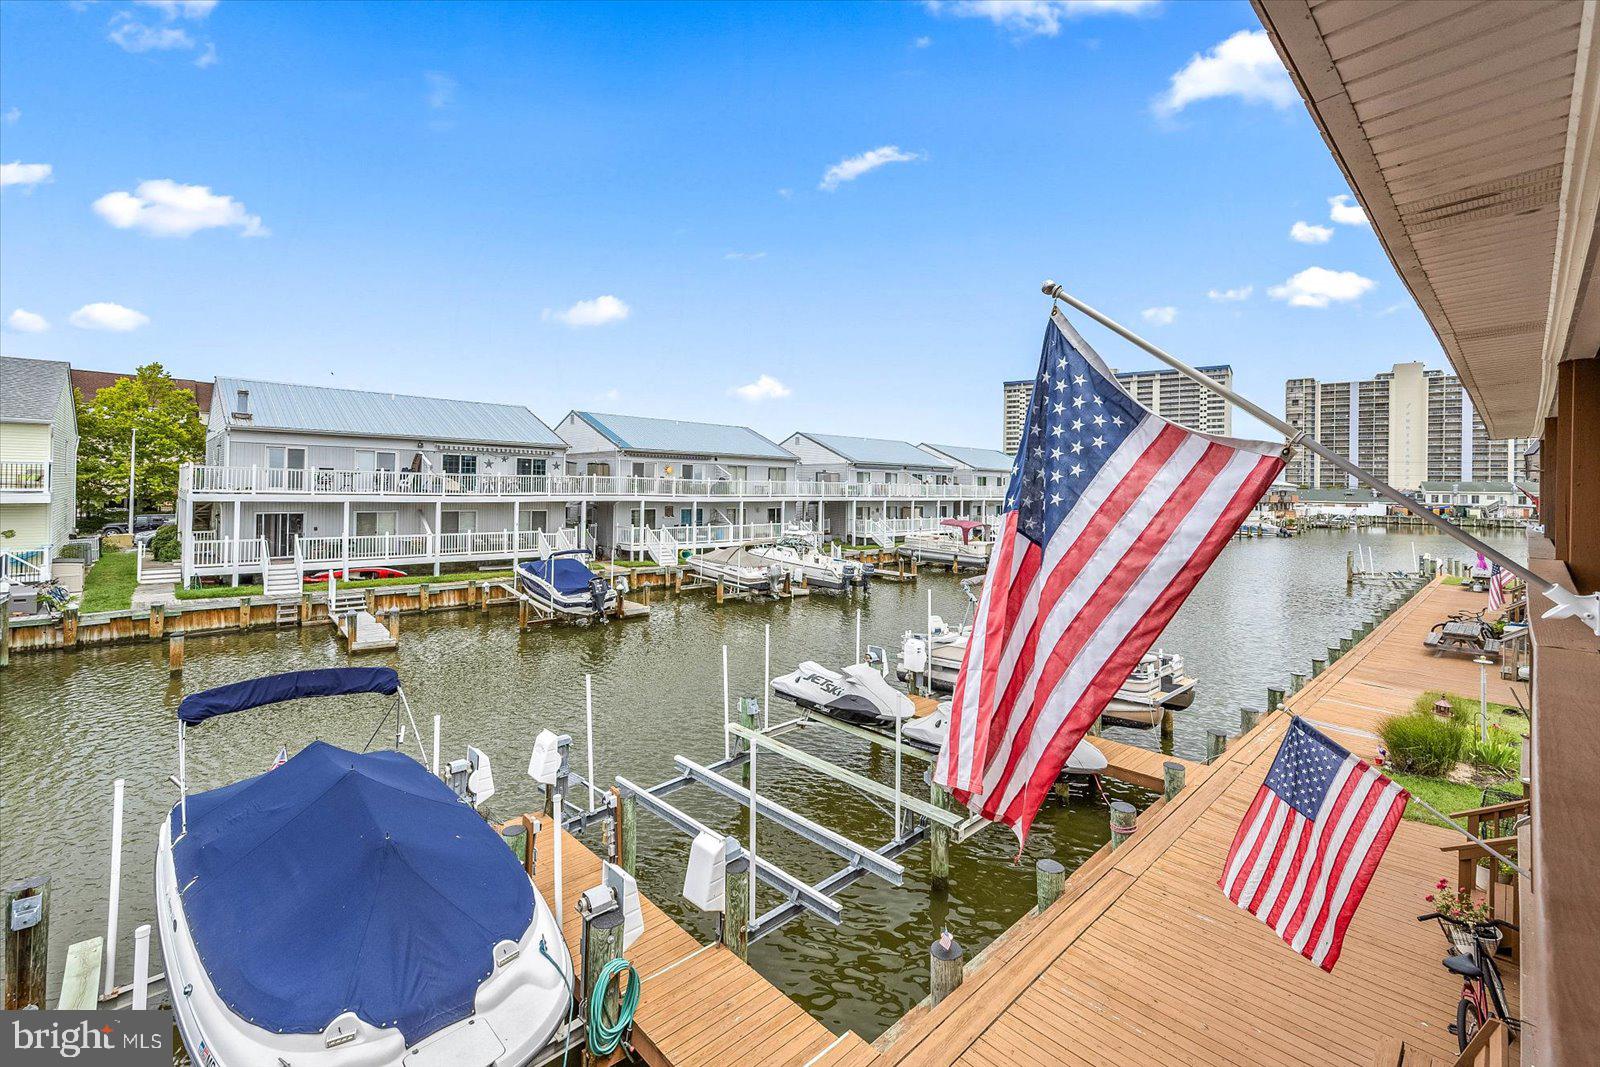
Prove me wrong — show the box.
[303,568,406,583]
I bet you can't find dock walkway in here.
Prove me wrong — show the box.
[834,578,1520,1067]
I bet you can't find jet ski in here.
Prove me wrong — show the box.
[771,661,916,726]
[902,700,1109,776]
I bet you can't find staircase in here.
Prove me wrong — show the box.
[263,558,302,601]
[330,588,367,616]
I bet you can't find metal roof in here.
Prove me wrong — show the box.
[1419,480,1521,493]
[796,432,954,469]
[920,443,1014,471]
[215,377,565,447]
[570,411,794,460]
[0,356,72,424]
[1296,488,1384,503]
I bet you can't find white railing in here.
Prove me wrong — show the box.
[0,548,47,584]
[192,527,584,574]
[614,521,817,556]
[184,464,1009,502]
[189,535,265,570]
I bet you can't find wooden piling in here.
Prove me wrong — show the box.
[0,602,9,667]
[62,608,79,647]
[1240,706,1261,733]
[1108,801,1137,850]
[147,608,164,640]
[1036,858,1065,914]
[583,905,625,1056]
[1311,657,1326,677]
[501,822,528,868]
[419,584,431,612]
[1206,728,1228,764]
[1162,761,1185,800]
[723,851,750,960]
[1266,686,1285,712]
[1289,671,1306,693]
[929,933,964,1006]
[367,589,378,615]
[1327,644,1341,664]
[929,782,953,890]
[300,592,312,624]
[384,609,400,639]
[1160,706,1174,742]
[167,632,185,674]
[2,875,49,1009]
[614,787,636,876]
[238,597,252,631]
[716,579,725,604]
[1088,715,1103,737]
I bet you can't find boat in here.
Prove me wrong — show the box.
[157,667,574,1067]
[771,660,916,725]
[897,520,992,566]
[748,538,870,591]
[897,623,1196,729]
[517,549,617,617]
[901,701,1108,775]
[305,567,407,583]
[688,546,784,592]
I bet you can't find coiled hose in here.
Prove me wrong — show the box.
[586,957,640,1057]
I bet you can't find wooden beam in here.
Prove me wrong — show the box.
[57,937,103,1010]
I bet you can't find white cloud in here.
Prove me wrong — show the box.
[108,17,195,53]
[923,1,1157,39]
[730,374,792,402]
[93,179,267,238]
[70,302,150,331]
[819,145,923,191]
[1289,220,1332,244]
[2,107,19,125]
[195,42,218,68]
[914,35,933,48]
[1155,29,1295,116]
[0,162,52,189]
[135,0,219,18]
[724,251,767,261]
[776,187,793,199]
[425,71,457,110]
[1140,305,1177,325]
[544,295,630,328]
[1206,285,1252,302]
[1329,193,1368,226]
[1268,267,1375,308]
[7,309,48,333]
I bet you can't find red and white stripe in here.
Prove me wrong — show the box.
[1220,754,1408,971]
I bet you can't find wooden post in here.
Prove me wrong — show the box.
[1289,671,1306,693]
[519,814,538,876]
[518,599,529,630]
[1159,706,1174,742]
[614,788,636,876]
[419,584,431,612]
[1036,858,1065,914]
[384,609,399,639]
[238,597,252,631]
[1267,686,1285,712]
[366,589,378,615]
[929,933,964,1006]
[1162,761,1185,800]
[1310,656,1326,677]
[1206,728,1228,764]
[300,592,311,624]
[500,822,527,868]
[929,782,953,890]
[1240,706,1261,733]
[62,608,79,647]
[674,569,682,594]
[583,905,625,1058]
[0,601,9,667]
[1108,800,1136,849]
[168,632,185,674]
[147,608,163,640]
[57,937,103,1009]
[739,699,759,786]
[716,578,725,604]
[722,850,750,960]
[2,875,49,1009]
[1088,714,1103,737]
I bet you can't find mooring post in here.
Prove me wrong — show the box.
[367,589,379,615]
[1310,656,1326,677]
[300,591,311,624]
[1240,706,1261,733]
[384,609,399,639]
[419,584,431,612]
[148,607,164,640]
[0,598,9,667]
[1266,686,1285,712]
[500,822,527,869]
[1036,858,1065,914]
[1088,714,1103,737]
[63,607,79,647]
[1206,728,1228,764]
[1345,550,1353,590]
[1163,760,1185,800]
[1289,671,1306,693]
[929,782,952,890]
[929,932,964,1006]
[518,598,529,630]
[716,578,725,605]
[2,875,49,1009]
[614,787,636,876]
[1160,706,1174,741]
[582,904,625,1051]
[1327,644,1341,665]
[1108,801,1137,850]
[738,698,759,785]
[167,631,185,674]
[722,847,750,960]
[238,597,251,631]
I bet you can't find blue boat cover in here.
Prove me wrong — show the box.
[170,741,534,1044]
[178,667,399,725]
[519,557,595,596]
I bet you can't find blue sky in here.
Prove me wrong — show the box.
[1,0,1446,447]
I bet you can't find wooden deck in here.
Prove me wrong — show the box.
[521,817,844,1067]
[337,609,398,652]
[827,577,1522,1067]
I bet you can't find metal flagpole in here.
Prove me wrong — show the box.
[127,426,137,533]
[1041,281,1600,635]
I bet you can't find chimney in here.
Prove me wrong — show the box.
[235,388,252,420]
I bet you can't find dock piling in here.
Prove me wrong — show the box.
[1289,671,1306,693]
[1162,761,1185,800]
[581,903,625,1054]
[1205,728,1228,764]
[1108,801,1137,850]
[1310,656,1326,677]
[1036,858,1065,914]
[1240,707,1261,733]
[722,846,751,960]
[1266,686,1284,712]
[2,874,49,1009]
[384,609,400,639]
[1159,706,1174,741]
[615,787,636,876]
[929,932,964,1006]
[929,782,953,890]
[167,631,185,674]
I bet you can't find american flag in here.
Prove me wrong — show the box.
[934,308,1284,841]
[1220,717,1409,972]
[1487,562,1506,612]
[270,744,288,770]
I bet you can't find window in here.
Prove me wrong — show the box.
[519,509,547,532]
[355,511,397,537]
[630,508,658,528]
[681,463,696,480]
[726,465,747,481]
[586,461,611,476]
[517,458,545,477]
[441,510,477,534]
[355,449,397,472]
[266,446,306,469]
[766,507,781,524]
[631,461,649,478]
[768,467,788,482]
[856,471,870,484]
[442,454,477,476]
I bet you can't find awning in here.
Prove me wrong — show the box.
[178,668,400,725]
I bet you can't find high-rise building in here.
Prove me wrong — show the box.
[1003,365,1234,453]
[1282,362,1531,491]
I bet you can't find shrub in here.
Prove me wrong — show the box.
[1379,713,1468,777]
[1466,732,1520,778]
[149,523,181,562]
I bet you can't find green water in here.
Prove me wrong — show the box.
[0,529,1523,1041]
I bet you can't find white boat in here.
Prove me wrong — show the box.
[689,546,783,592]
[158,667,574,1067]
[771,660,916,725]
[897,624,1196,729]
[517,550,617,618]
[748,539,869,592]
[902,701,1108,775]
[897,530,991,567]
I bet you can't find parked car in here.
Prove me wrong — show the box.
[100,514,175,536]
[303,568,407,583]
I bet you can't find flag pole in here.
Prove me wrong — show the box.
[1040,281,1600,635]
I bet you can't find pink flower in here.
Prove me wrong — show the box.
[1425,894,1435,902]
[1436,878,1449,889]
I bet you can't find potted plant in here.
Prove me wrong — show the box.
[1426,878,1496,954]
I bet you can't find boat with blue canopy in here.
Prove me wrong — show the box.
[516,550,617,618]
[157,667,573,1067]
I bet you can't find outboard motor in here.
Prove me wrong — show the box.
[588,575,612,615]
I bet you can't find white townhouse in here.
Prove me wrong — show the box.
[1418,480,1537,519]
[180,378,576,589]
[916,443,1013,516]
[0,356,78,585]
[781,432,1004,542]
[553,411,804,559]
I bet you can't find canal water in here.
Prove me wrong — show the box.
[0,529,1524,1041]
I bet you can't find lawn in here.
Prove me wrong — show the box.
[1387,772,1494,828]
[79,550,140,613]
[1411,690,1528,740]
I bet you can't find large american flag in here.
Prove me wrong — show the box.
[1221,717,1409,972]
[934,309,1284,841]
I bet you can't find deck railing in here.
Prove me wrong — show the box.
[0,461,49,493]
[0,548,47,584]
[189,527,583,574]
[183,464,1007,502]
[613,521,814,553]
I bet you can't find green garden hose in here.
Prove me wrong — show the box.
[586,957,639,1057]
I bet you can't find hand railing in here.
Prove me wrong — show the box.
[0,461,48,492]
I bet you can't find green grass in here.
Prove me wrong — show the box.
[597,558,660,569]
[1440,574,1465,586]
[1411,690,1528,740]
[174,569,518,601]
[79,550,140,613]
[1387,772,1489,828]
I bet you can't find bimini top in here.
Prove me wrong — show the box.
[519,556,595,596]
[170,741,534,1044]
[178,667,399,725]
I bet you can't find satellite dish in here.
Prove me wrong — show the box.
[466,746,495,807]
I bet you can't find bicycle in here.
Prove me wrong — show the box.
[1417,912,1520,1052]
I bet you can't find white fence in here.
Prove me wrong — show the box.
[613,521,815,560]
[186,527,583,576]
[185,464,1006,502]
[0,548,47,584]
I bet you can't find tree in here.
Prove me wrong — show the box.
[76,363,206,521]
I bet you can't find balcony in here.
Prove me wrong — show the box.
[181,464,1007,502]
[0,461,49,503]
[185,527,581,576]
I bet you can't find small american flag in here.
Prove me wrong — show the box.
[1221,717,1409,972]
[935,309,1284,841]
[270,744,288,770]
[1487,563,1506,612]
